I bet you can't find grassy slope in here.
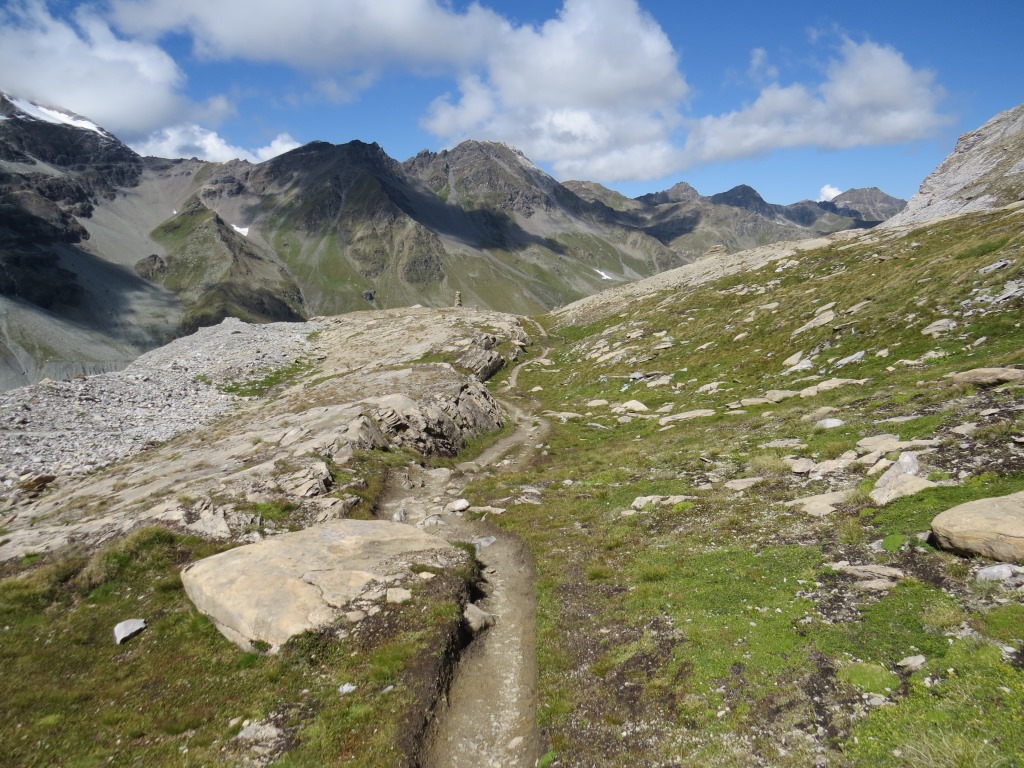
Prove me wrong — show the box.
[0,418,490,768]
[464,205,1024,766]
[2,204,1022,766]
[150,198,306,332]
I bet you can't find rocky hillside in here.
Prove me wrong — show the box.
[884,102,1024,227]
[0,109,1023,765]
[0,90,905,390]
[566,179,904,258]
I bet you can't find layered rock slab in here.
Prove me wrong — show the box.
[931,491,1024,563]
[181,520,458,650]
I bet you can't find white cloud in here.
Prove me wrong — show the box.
[131,124,300,162]
[1,2,950,185]
[748,48,778,82]
[0,1,189,139]
[422,0,689,181]
[680,38,948,168]
[107,0,507,71]
[818,184,842,202]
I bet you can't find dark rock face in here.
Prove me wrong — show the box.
[830,188,907,222]
[0,94,143,311]
[709,185,775,217]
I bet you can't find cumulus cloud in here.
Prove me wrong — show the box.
[818,184,842,202]
[0,0,189,139]
[1,2,950,183]
[131,124,300,162]
[679,38,948,168]
[422,0,689,181]
[105,0,687,181]
[107,0,507,71]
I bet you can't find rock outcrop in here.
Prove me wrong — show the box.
[884,103,1024,228]
[181,519,463,650]
[0,307,526,561]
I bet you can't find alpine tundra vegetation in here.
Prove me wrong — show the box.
[1,97,1024,767]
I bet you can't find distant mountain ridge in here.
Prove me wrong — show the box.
[1,90,906,389]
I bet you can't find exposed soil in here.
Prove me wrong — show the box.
[373,380,549,767]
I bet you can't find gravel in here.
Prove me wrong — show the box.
[0,317,319,483]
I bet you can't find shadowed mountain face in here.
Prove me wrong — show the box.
[0,91,907,388]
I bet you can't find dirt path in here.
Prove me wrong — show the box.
[420,517,540,768]
[375,387,549,768]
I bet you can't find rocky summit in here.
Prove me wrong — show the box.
[0,104,1022,768]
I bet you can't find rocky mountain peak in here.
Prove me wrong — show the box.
[884,101,1024,228]
[708,184,773,216]
[635,181,702,206]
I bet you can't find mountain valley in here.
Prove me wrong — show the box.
[2,92,904,389]
[0,101,1022,767]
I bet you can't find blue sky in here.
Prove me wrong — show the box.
[2,1,1022,203]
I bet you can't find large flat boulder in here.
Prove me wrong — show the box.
[931,491,1024,563]
[181,520,459,650]
[951,367,1024,386]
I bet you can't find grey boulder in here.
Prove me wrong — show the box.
[931,491,1024,563]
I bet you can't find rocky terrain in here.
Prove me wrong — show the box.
[1,91,904,391]
[885,102,1024,228]
[0,104,1022,768]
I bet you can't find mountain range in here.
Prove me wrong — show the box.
[1,91,904,389]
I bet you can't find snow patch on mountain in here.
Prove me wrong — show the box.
[232,225,249,237]
[6,94,107,136]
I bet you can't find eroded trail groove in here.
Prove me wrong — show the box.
[376,397,547,767]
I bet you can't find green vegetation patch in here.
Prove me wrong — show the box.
[0,527,473,767]
[220,358,316,397]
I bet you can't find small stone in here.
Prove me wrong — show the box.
[463,603,495,633]
[113,619,146,645]
[724,477,764,492]
[339,683,357,695]
[789,458,816,475]
[620,400,649,412]
[897,655,926,672]
[386,588,413,604]
[976,564,1020,583]
[951,368,1024,387]
[922,318,957,337]
[816,418,846,429]
[444,498,471,513]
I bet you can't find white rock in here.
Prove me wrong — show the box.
[897,655,927,672]
[784,491,849,517]
[976,564,1021,582]
[386,587,413,604]
[870,453,937,505]
[463,603,495,633]
[834,351,865,369]
[815,418,846,429]
[620,400,649,412]
[922,318,957,337]
[113,619,147,645]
